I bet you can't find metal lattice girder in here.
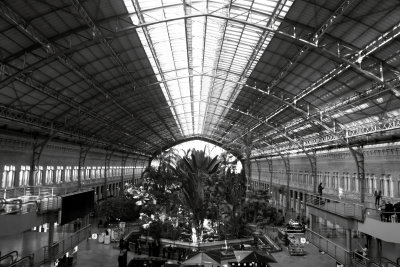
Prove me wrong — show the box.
[113,12,400,84]
[255,114,400,155]
[268,0,355,95]
[262,18,400,122]
[69,0,137,90]
[0,104,151,157]
[346,116,400,138]
[0,1,168,145]
[0,60,162,149]
[69,0,175,141]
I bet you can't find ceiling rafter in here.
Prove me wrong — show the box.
[218,0,356,141]
[0,104,150,157]
[208,0,290,137]
[0,59,163,149]
[228,18,400,144]
[68,0,171,144]
[130,0,186,136]
[0,0,169,146]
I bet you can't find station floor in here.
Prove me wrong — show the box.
[70,236,336,267]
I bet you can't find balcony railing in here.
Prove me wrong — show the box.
[32,224,92,266]
[364,208,400,223]
[305,229,351,266]
[305,194,364,220]
[305,229,381,267]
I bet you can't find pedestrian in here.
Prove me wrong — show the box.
[318,183,324,197]
[375,190,382,207]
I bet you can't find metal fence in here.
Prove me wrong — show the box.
[31,224,91,266]
[305,229,351,266]
[305,194,364,220]
[50,224,92,261]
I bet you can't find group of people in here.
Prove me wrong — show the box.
[375,190,399,222]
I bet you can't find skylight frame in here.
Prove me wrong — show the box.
[123,0,294,138]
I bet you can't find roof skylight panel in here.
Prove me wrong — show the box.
[124,0,294,137]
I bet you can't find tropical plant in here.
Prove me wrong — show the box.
[170,148,220,242]
[97,197,140,222]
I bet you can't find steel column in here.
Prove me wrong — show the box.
[78,145,91,189]
[281,154,290,212]
[349,146,365,204]
[267,157,273,197]
[104,150,113,200]
[28,134,54,186]
[121,154,129,196]
[305,150,317,194]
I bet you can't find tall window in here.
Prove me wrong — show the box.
[45,166,54,184]
[35,166,43,185]
[72,166,78,181]
[19,165,30,186]
[95,167,100,178]
[85,167,91,179]
[65,166,71,182]
[55,166,63,184]
[2,165,15,188]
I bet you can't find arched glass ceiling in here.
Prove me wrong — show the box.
[123,0,294,136]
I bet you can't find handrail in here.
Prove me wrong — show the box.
[305,193,364,220]
[363,207,400,223]
[50,224,91,261]
[381,256,400,267]
[0,250,18,263]
[6,254,33,267]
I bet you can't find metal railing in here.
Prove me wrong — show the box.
[50,224,91,261]
[381,257,400,267]
[364,208,400,223]
[0,250,18,265]
[305,229,351,266]
[305,229,383,267]
[6,255,33,267]
[305,194,364,220]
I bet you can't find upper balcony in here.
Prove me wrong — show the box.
[358,208,400,244]
[305,194,364,221]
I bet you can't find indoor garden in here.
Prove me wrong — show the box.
[97,142,282,245]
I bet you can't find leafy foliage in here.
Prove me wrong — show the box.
[97,197,140,222]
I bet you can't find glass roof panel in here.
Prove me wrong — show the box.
[123,0,294,137]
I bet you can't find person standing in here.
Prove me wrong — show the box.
[376,190,382,207]
[318,183,324,196]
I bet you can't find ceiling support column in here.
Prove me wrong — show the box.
[305,150,317,194]
[120,154,129,196]
[28,134,53,186]
[104,150,113,200]
[78,145,91,190]
[267,157,273,198]
[349,146,365,204]
[280,154,291,213]
[255,159,261,190]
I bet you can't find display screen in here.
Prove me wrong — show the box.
[59,190,94,225]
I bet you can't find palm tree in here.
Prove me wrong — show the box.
[170,148,220,242]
